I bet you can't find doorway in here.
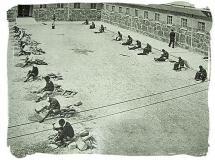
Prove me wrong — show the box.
[17,5,33,17]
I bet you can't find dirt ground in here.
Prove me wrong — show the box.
[7,21,209,157]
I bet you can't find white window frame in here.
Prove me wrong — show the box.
[155,13,160,21]
[111,6,115,12]
[119,7,122,13]
[167,15,173,25]
[135,9,138,17]
[144,11,148,19]
[57,3,64,8]
[198,22,205,31]
[126,8,130,15]
[181,18,188,28]
[106,5,109,10]
[74,3,80,9]
[90,3,97,9]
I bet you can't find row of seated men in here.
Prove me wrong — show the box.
[113,31,207,81]
[83,21,208,82]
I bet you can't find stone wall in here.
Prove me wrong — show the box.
[101,10,211,55]
[7,7,101,22]
[33,8,101,21]
[7,6,17,22]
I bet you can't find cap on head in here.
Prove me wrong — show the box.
[162,49,165,52]
[59,119,65,126]
[199,65,203,69]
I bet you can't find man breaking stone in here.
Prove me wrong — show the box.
[35,97,61,123]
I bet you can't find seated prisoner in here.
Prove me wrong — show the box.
[36,76,54,102]
[138,43,152,55]
[122,35,133,45]
[24,65,39,82]
[195,65,207,82]
[115,31,122,41]
[154,49,169,61]
[173,57,185,71]
[128,40,141,50]
[89,22,95,29]
[53,119,75,144]
[95,25,105,33]
[35,97,61,123]
[83,19,89,25]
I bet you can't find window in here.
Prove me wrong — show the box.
[57,3,64,8]
[91,3,96,9]
[198,22,205,31]
[119,7,122,13]
[112,6,115,12]
[106,5,109,10]
[144,11,148,19]
[126,8,130,15]
[74,3,80,9]
[40,4,47,8]
[135,9,138,17]
[167,16,173,25]
[155,13,160,21]
[181,18,188,27]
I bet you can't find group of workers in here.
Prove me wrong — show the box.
[112,29,207,81]
[12,23,75,145]
[83,20,207,81]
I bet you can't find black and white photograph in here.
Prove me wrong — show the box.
[2,0,215,159]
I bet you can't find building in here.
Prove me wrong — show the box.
[7,2,212,55]
[7,3,103,22]
[101,3,212,55]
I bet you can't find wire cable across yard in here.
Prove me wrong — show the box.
[8,88,207,140]
[8,80,208,129]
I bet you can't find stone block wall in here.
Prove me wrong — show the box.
[33,8,101,21]
[7,6,17,22]
[101,10,211,55]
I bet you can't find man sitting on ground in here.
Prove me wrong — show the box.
[128,40,141,50]
[195,65,207,82]
[35,97,61,123]
[122,35,133,45]
[173,57,185,71]
[138,43,152,55]
[24,65,39,82]
[82,19,89,25]
[115,31,122,41]
[95,25,105,33]
[89,22,95,29]
[36,76,54,102]
[154,49,169,61]
[52,119,75,144]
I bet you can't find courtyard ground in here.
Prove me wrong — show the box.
[7,21,209,157]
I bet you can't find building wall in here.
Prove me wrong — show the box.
[7,3,102,22]
[102,3,211,55]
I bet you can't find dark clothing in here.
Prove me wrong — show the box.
[122,37,132,45]
[100,26,104,33]
[129,40,141,50]
[138,44,152,55]
[116,33,122,41]
[170,31,175,40]
[173,59,185,70]
[48,97,61,110]
[195,68,207,81]
[154,50,169,61]
[55,122,74,142]
[169,31,175,48]
[43,80,54,92]
[90,24,95,29]
[32,66,39,76]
